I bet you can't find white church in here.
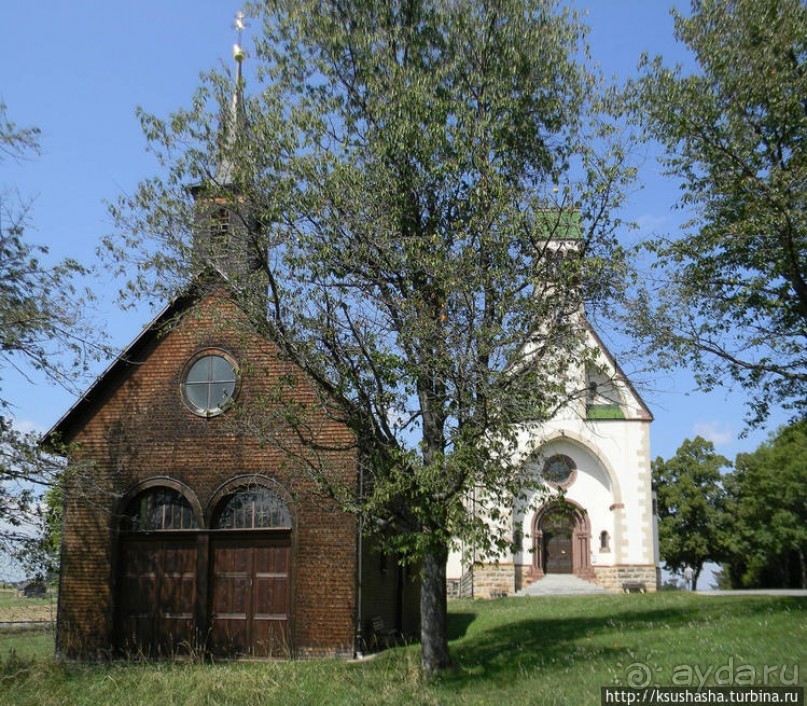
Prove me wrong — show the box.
[446,222,659,598]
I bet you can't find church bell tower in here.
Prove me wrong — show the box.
[190,13,266,311]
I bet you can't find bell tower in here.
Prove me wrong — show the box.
[190,12,266,310]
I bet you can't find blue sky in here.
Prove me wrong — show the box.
[0,1,789,466]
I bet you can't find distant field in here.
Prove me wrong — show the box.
[0,589,57,624]
[0,593,804,705]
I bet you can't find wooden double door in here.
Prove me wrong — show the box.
[116,532,291,657]
[209,536,291,657]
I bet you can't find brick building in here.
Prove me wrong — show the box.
[48,283,417,659]
[45,47,418,660]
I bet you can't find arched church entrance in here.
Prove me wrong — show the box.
[542,509,574,574]
[532,502,592,580]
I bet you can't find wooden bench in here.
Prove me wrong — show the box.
[622,581,647,594]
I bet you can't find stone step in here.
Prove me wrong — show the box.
[515,573,612,597]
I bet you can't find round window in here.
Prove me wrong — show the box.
[182,351,238,417]
[543,455,575,486]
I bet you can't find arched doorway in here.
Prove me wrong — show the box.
[532,501,592,580]
[208,484,293,657]
[115,483,201,657]
[114,477,295,658]
[541,507,574,574]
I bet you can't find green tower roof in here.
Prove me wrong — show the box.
[535,209,583,241]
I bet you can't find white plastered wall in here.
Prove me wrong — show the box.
[445,412,654,579]
[445,323,656,583]
[514,418,654,567]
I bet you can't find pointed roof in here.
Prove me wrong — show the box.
[584,321,653,422]
[536,209,583,241]
[215,42,247,186]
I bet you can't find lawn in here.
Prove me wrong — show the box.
[0,593,803,705]
[0,627,54,660]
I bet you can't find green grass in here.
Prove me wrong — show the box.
[0,590,31,609]
[0,627,54,660]
[0,593,804,705]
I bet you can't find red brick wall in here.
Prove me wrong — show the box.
[56,291,360,658]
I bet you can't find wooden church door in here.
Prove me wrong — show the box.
[115,487,199,657]
[209,535,291,657]
[542,511,575,574]
[543,526,574,573]
[116,536,197,656]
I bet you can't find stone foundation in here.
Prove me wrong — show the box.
[593,565,658,592]
[471,563,515,599]
[453,563,658,597]
[514,563,536,593]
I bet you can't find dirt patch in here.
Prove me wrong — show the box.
[0,604,57,623]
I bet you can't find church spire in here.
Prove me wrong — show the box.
[216,11,247,186]
[191,10,267,308]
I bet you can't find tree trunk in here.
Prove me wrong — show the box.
[420,541,452,679]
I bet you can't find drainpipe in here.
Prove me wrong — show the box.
[354,461,364,658]
[471,485,477,598]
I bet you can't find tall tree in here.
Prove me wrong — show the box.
[652,436,731,590]
[104,0,634,676]
[625,0,807,425]
[723,420,807,588]
[0,103,101,574]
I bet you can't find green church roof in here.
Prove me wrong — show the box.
[536,209,583,241]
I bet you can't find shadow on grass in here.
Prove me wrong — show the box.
[447,613,476,641]
[446,605,693,678]
[440,595,806,688]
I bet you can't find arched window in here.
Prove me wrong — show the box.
[600,530,611,552]
[122,487,198,531]
[214,487,291,530]
[585,363,625,419]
